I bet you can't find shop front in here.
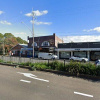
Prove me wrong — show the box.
[90,51,100,61]
[73,51,87,58]
[57,42,100,61]
[59,51,71,59]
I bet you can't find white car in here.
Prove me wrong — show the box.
[95,60,100,66]
[38,52,58,59]
[69,56,88,62]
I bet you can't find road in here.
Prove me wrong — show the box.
[0,65,100,100]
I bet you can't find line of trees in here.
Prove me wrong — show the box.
[0,33,28,55]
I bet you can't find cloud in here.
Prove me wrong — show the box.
[0,20,12,25]
[0,11,4,15]
[14,32,27,40]
[30,20,52,25]
[83,27,100,32]
[14,32,27,35]
[62,35,100,43]
[25,10,48,17]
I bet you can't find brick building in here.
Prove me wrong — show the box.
[11,44,28,57]
[27,33,63,57]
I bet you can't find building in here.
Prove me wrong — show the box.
[57,42,100,61]
[27,33,63,57]
[11,44,28,57]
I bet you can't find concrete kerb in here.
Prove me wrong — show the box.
[0,63,100,81]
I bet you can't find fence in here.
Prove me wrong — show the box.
[0,56,69,65]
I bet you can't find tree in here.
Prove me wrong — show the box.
[16,37,28,44]
[4,33,14,38]
[0,33,28,55]
[4,37,18,53]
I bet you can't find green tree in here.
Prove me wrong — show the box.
[16,37,27,44]
[4,33,14,38]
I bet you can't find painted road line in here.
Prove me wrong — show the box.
[17,72,49,82]
[20,79,31,83]
[74,91,93,98]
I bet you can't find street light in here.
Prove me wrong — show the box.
[21,9,35,58]
[32,10,35,58]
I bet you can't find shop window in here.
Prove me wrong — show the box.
[90,51,100,61]
[60,52,71,59]
[73,51,87,58]
[41,41,50,46]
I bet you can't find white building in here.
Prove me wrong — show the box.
[57,42,100,61]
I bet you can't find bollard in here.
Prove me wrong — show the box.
[2,55,3,61]
[30,57,31,63]
[19,57,21,64]
[64,59,65,69]
[10,56,11,63]
[48,59,49,67]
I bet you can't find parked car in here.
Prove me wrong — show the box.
[38,52,58,59]
[95,60,100,66]
[69,56,88,62]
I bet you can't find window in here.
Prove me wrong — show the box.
[41,41,50,46]
[32,42,37,47]
[73,51,87,58]
[60,52,71,59]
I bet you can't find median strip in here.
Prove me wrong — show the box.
[74,91,93,98]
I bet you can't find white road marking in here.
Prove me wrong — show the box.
[74,91,93,98]
[20,79,31,83]
[17,72,49,82]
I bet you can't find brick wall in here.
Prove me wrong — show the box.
[28,33,63,48]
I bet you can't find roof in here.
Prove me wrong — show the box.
[11,44,28,50]
[19,44,28,48]
[58,42,100,48]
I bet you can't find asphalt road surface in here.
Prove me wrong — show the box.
[0,65,100,100]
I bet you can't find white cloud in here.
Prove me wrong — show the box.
[0,20,12,25]
[30,20,52,25]
[62,35,100,43]
[14,32,27,35]
[0,11,4,15]
[14,32,27,40]
[83,27,100,32]
[25,10,48,17]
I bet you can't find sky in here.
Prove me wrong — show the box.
[0,0,100,42]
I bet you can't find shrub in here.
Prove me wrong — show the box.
[0,59,3,63]
[20,62,25,66]
[24,62,31,66]
[66,61,81,75]
[96,66,100,76]
[55,62,65,71]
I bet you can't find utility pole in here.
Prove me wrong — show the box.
[3,37,5,55]
[32,9,35,58]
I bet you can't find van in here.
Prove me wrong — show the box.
[38,52,58,59]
